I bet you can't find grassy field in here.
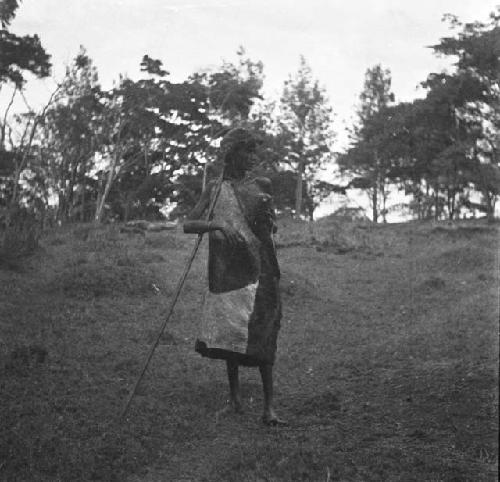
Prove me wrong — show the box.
[0,217,498,481]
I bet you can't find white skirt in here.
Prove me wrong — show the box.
[199,281,258,354]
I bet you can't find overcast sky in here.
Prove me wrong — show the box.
[10,0,497,141]
[5,0,498,218]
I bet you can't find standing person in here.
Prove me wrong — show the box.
[183,128,284,425]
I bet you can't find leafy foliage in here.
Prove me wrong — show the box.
[0,0,19,27]
[0,0,52,219]
[339,64,394,222]
[2,8,499,225]
[0,0,50,86]
[278,56,335,218]
[39,47,102,222]
[0,30,51,86]
[340,9,499,221]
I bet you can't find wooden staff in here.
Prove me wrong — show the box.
[120,172,224,419]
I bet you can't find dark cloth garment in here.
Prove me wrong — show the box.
[193,177,281,365]
[194,340,263,367]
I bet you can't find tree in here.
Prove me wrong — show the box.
[0,0,51,147]
[168,48,266,215]
[341,64,394,223]
[93,60,179,221]
[427,9,500,220]
[338,11,499,223]
[279,55,335,219]
[0,0,50,88]
[204,46,264,124]
[39,47,102,222]
[0,0,51,215]
[95,53,219,221]
[5,86,59,214]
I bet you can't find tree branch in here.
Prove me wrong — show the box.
[1,85,18,149]
[10,84,61,207]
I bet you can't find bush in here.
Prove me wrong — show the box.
[0,211,41,270]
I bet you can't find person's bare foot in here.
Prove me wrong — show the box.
[215,398,244,422]
[230,396,244,414]
[262,408,287,426]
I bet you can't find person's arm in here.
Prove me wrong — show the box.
[184,219,244,246]
[183,183,244,246]
[183,219,220,234]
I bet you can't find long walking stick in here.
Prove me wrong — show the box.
[120,173,224,419]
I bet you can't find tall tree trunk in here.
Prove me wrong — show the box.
[202,163,208,191]
[78,158,88,222]
[6,86,60,228]
[95,154,118,223]
[1,86,17,150]
[414,180,422,220]
[307,202,314,221]
[371,186,378,223]
[447,189,456,220]
[434,187,440,220]
[57,191,66,224]
[424,181,430,219]
[94,119,125,223]
[381,181,387,223]
[123,196,131,222]
[295,158,305,218]
[483,191,494,223]
[304,186,314,221]
[81,186,86,222]
[66,166,76,221]
[372,150,380,223]
[95,173,104,222]
[472,148,496,223]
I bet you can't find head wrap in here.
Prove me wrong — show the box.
[220,128,260,154]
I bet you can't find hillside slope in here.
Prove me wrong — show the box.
[0,219,498,481]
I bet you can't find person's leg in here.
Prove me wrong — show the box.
[259,363,286,425]
[226,359,243,412]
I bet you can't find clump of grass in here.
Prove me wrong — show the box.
[48,236,65,246]
[428,245,494,273]
[0,216,41,270]
[431,223,496,237]
[145,231,186,250]
[418,276,446,293]
[69,223,127,254]
[276,217,375,254]
[137,252,166,264]
[42,223,174,299]
[3,343,48,374]
[49,262,160,299]
[71,225,137,264]
[72,224,93,241]
[84,225,122,252]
